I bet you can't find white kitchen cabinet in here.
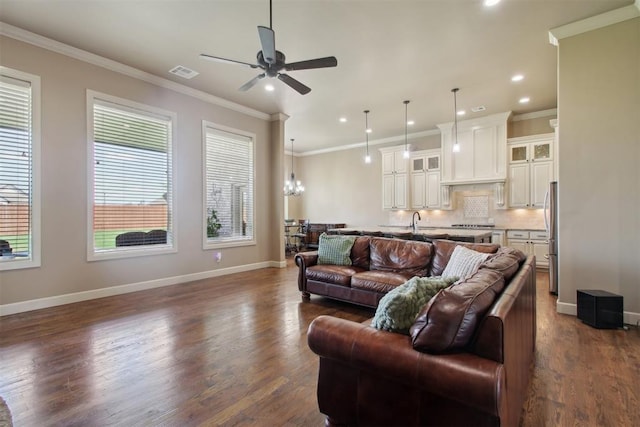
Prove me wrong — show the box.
[508,134,554,208]
[437,112,511,186]
[491,230,506,246]
[382,148,408,175]
[380,146,409,210]
[506,230,549,268]
[410,150,440,209]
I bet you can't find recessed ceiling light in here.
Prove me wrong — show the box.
[519,97,530,104]
[407,120,415,126]
[265,84,275,92]
[366,128,372,134]
[484,0,501,6]
[511,74,524,82]
[339,117,347,123]
[457,110,466,116]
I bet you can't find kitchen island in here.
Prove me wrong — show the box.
[327,226,493,243]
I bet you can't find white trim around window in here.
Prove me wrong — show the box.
[86,90,178,261]
[0,67,41,271]
[202,121,256,250]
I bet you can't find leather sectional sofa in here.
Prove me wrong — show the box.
[297,237,537,426]
[295,236,500,308]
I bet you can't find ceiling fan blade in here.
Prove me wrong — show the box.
[277,74,311,95]
[257,26,277,64]
[200,53,259,69]
[285,56,338,71]
[239,73,266,91]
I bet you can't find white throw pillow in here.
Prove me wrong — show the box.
[441,245,491,281]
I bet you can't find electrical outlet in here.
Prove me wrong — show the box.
[215,252,222,263]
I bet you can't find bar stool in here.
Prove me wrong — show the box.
[293,219,309,251]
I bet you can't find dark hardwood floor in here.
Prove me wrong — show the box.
[1,259,638,426]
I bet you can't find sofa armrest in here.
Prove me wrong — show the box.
[308,315,505,418]
[294,251,318,292]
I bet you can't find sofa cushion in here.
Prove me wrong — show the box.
[479,246,526,281]
[441,245,491,281]
[371,276,459,334]
[430,240,500,277]
[351,271,413,294]
[318,233,357,265]
[369,237,433,277]
[350,236,371,270]
[409,268,505,353]
[306,265,366,286]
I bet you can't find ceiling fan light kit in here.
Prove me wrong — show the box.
[200,0,337,95]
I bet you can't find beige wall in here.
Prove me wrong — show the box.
[509,116,555,138]
[0,36,279,307]
[557,17,640,316]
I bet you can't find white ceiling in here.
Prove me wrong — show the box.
[0,0,632,153]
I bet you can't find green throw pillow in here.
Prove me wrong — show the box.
[317,233,357,265]
[371,276,459,334]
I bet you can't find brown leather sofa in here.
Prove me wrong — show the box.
[305,241,537,426]
[295,236,500,308]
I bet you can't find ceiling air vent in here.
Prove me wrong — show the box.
[169,65,199,79]
[471,106,486,113]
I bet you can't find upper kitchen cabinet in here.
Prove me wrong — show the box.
[437,112,511,186]
[507,133,554,208]
[380,146,409,210]
[410,149,441,209]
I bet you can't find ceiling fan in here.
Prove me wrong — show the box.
[200,0,337,95]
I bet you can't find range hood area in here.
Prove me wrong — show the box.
[437,111,511,185]
[437,111,511,209]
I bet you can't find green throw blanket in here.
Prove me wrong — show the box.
[371,276,458,334]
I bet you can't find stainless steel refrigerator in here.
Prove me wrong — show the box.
[544,181,558,294]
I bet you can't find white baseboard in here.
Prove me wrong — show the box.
[556,301,577,316]
[557,301,640,326]
[0,260,286,316]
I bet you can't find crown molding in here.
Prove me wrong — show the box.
[512,108,557,122]
[0,21,271,121]
[548,1,640,46]
[270,112,290,122]
[299,129,440,157]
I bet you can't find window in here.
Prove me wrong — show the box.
[203,122,255,248]
[88,91,176,260]
[0,67,40,271]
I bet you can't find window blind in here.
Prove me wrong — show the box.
[205,126,254,243]
[0,75,32,258]
[92,100,173,252]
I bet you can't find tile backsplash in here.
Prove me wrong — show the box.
[463,195,489,219]
[388,185,546,230]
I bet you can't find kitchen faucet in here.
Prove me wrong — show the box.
[410,211,421,232]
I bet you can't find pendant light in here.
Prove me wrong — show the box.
[403,100,410,158]
[364,110,371,164]
[451,88,461,153]
[283,138,304,196]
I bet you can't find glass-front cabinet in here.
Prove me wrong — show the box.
[507,134,555,208]
[509,139,552,163]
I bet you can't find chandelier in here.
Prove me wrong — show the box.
[284,138,304,196]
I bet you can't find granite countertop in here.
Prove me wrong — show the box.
[381,225,546,232]
[334,226,493,237]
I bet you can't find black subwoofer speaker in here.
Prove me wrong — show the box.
[577,289,623,329]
